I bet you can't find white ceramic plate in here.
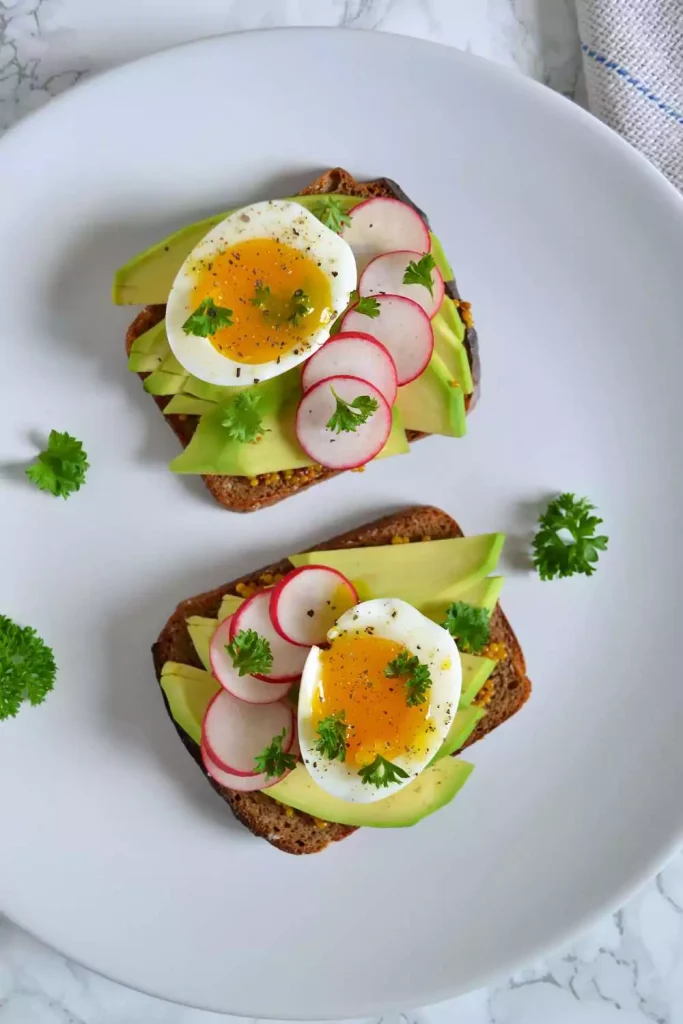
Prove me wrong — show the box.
[1,28,683,1019]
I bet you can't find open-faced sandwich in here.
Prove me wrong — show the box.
[115,169,479,512]
[154,507,530,854]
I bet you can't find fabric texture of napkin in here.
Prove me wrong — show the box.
[576,0,683,190]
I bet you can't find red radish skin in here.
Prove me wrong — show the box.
[341,197,430,272]
[201,743,293,792]
[359,250,445,319]
[301,332,398,406]
[270,565,359,646]
[229,590,308,682]
[209,616,293,704]
[295,375,392,471]
[202,689,293,776]
[340,294,434,386]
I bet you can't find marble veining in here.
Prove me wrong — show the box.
[1,2,680,1023]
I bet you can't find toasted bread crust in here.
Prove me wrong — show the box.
[153,506,531,854]
[125,169,480,512]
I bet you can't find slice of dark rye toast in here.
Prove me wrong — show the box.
[152,506,531,855]
[125,168,480,513]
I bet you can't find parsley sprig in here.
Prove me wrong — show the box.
[532,493,608,581]
[26,430,89,499]
[225,629,273,676]
[221,392,268,444]
[326,388,379,434]
[314,196,352,234]
[358,754,410,789]
[0,615,56,721]
[403,253,436,295]
[183,297,233,337]
[355,296,380,318]
[288,289,314,326]
[313,711,347,762]
[254,728,297,779]
[442,602,491,653]
[250,282,271,311]
[384,650,431,707]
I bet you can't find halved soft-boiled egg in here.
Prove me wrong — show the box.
[165,200,356,386]
[298,598,462,803]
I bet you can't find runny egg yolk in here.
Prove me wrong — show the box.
[311,632,434,768]
[189,237,333,365]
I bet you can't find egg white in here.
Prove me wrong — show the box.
[165,200,356,386]
[298,598,462,804]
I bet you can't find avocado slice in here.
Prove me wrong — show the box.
[185,616,217,672]
[431,705,486,764]
[159,662,219,746]
[217,594,244,621]
[163,395,217,416]
[459,654,496,708]
[396,352,467,437]
[422,575,504,625]
[289,533,504,610]
[267,758,473,827]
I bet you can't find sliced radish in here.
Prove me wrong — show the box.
[341,197,430,272]
[296,375,392,470]
[209,616,293,704]
[202,689,293,776]
[301,332,397,406]
[230,590,308,682]
[359,250,445,319]
[270,566,359,646]
[340,295,434,386]
[201,742,292,792]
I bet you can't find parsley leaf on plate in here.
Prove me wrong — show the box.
[532,493,608,581]
[25,430,89,499]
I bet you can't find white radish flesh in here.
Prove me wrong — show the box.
[341,197,430,272]
[270,566,359,646]
[359,250,445,319]
[201,743,292,792]
[202,689,293,776]
[295,375,392,470]
[301,332,398,406]
[230,590,308,682]
[209,616,293,704]
[340,295,434,385]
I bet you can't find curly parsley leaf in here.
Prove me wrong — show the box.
[250,282,272,311]
[183,297,233,337]
[254,727,297,779]
[0,615,56,721]
[221,391,268,444]
[225,628,273,677]
[442,602,491,653]
[403,253,436,295]
[314,196,352,234]
[358,754,410,789]
[532,493,609,581]
[26,430,89,499]
[354,296,381,318]
[326,388,379,434]
[384,649,432,707]
[288,289,314,326]
[313,710,347,762]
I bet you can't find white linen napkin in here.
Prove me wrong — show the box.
[576,0,683,190]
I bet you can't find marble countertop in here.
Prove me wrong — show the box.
[1,2,681,1022]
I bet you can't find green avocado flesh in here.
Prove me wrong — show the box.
[289,533,505,611]
[267,759,473,827]
[160,663,219,746]
[431,705,486,764]
[120,192,472,471]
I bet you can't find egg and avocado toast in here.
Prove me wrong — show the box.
[116,169,479,512]
[153,506,530,854]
